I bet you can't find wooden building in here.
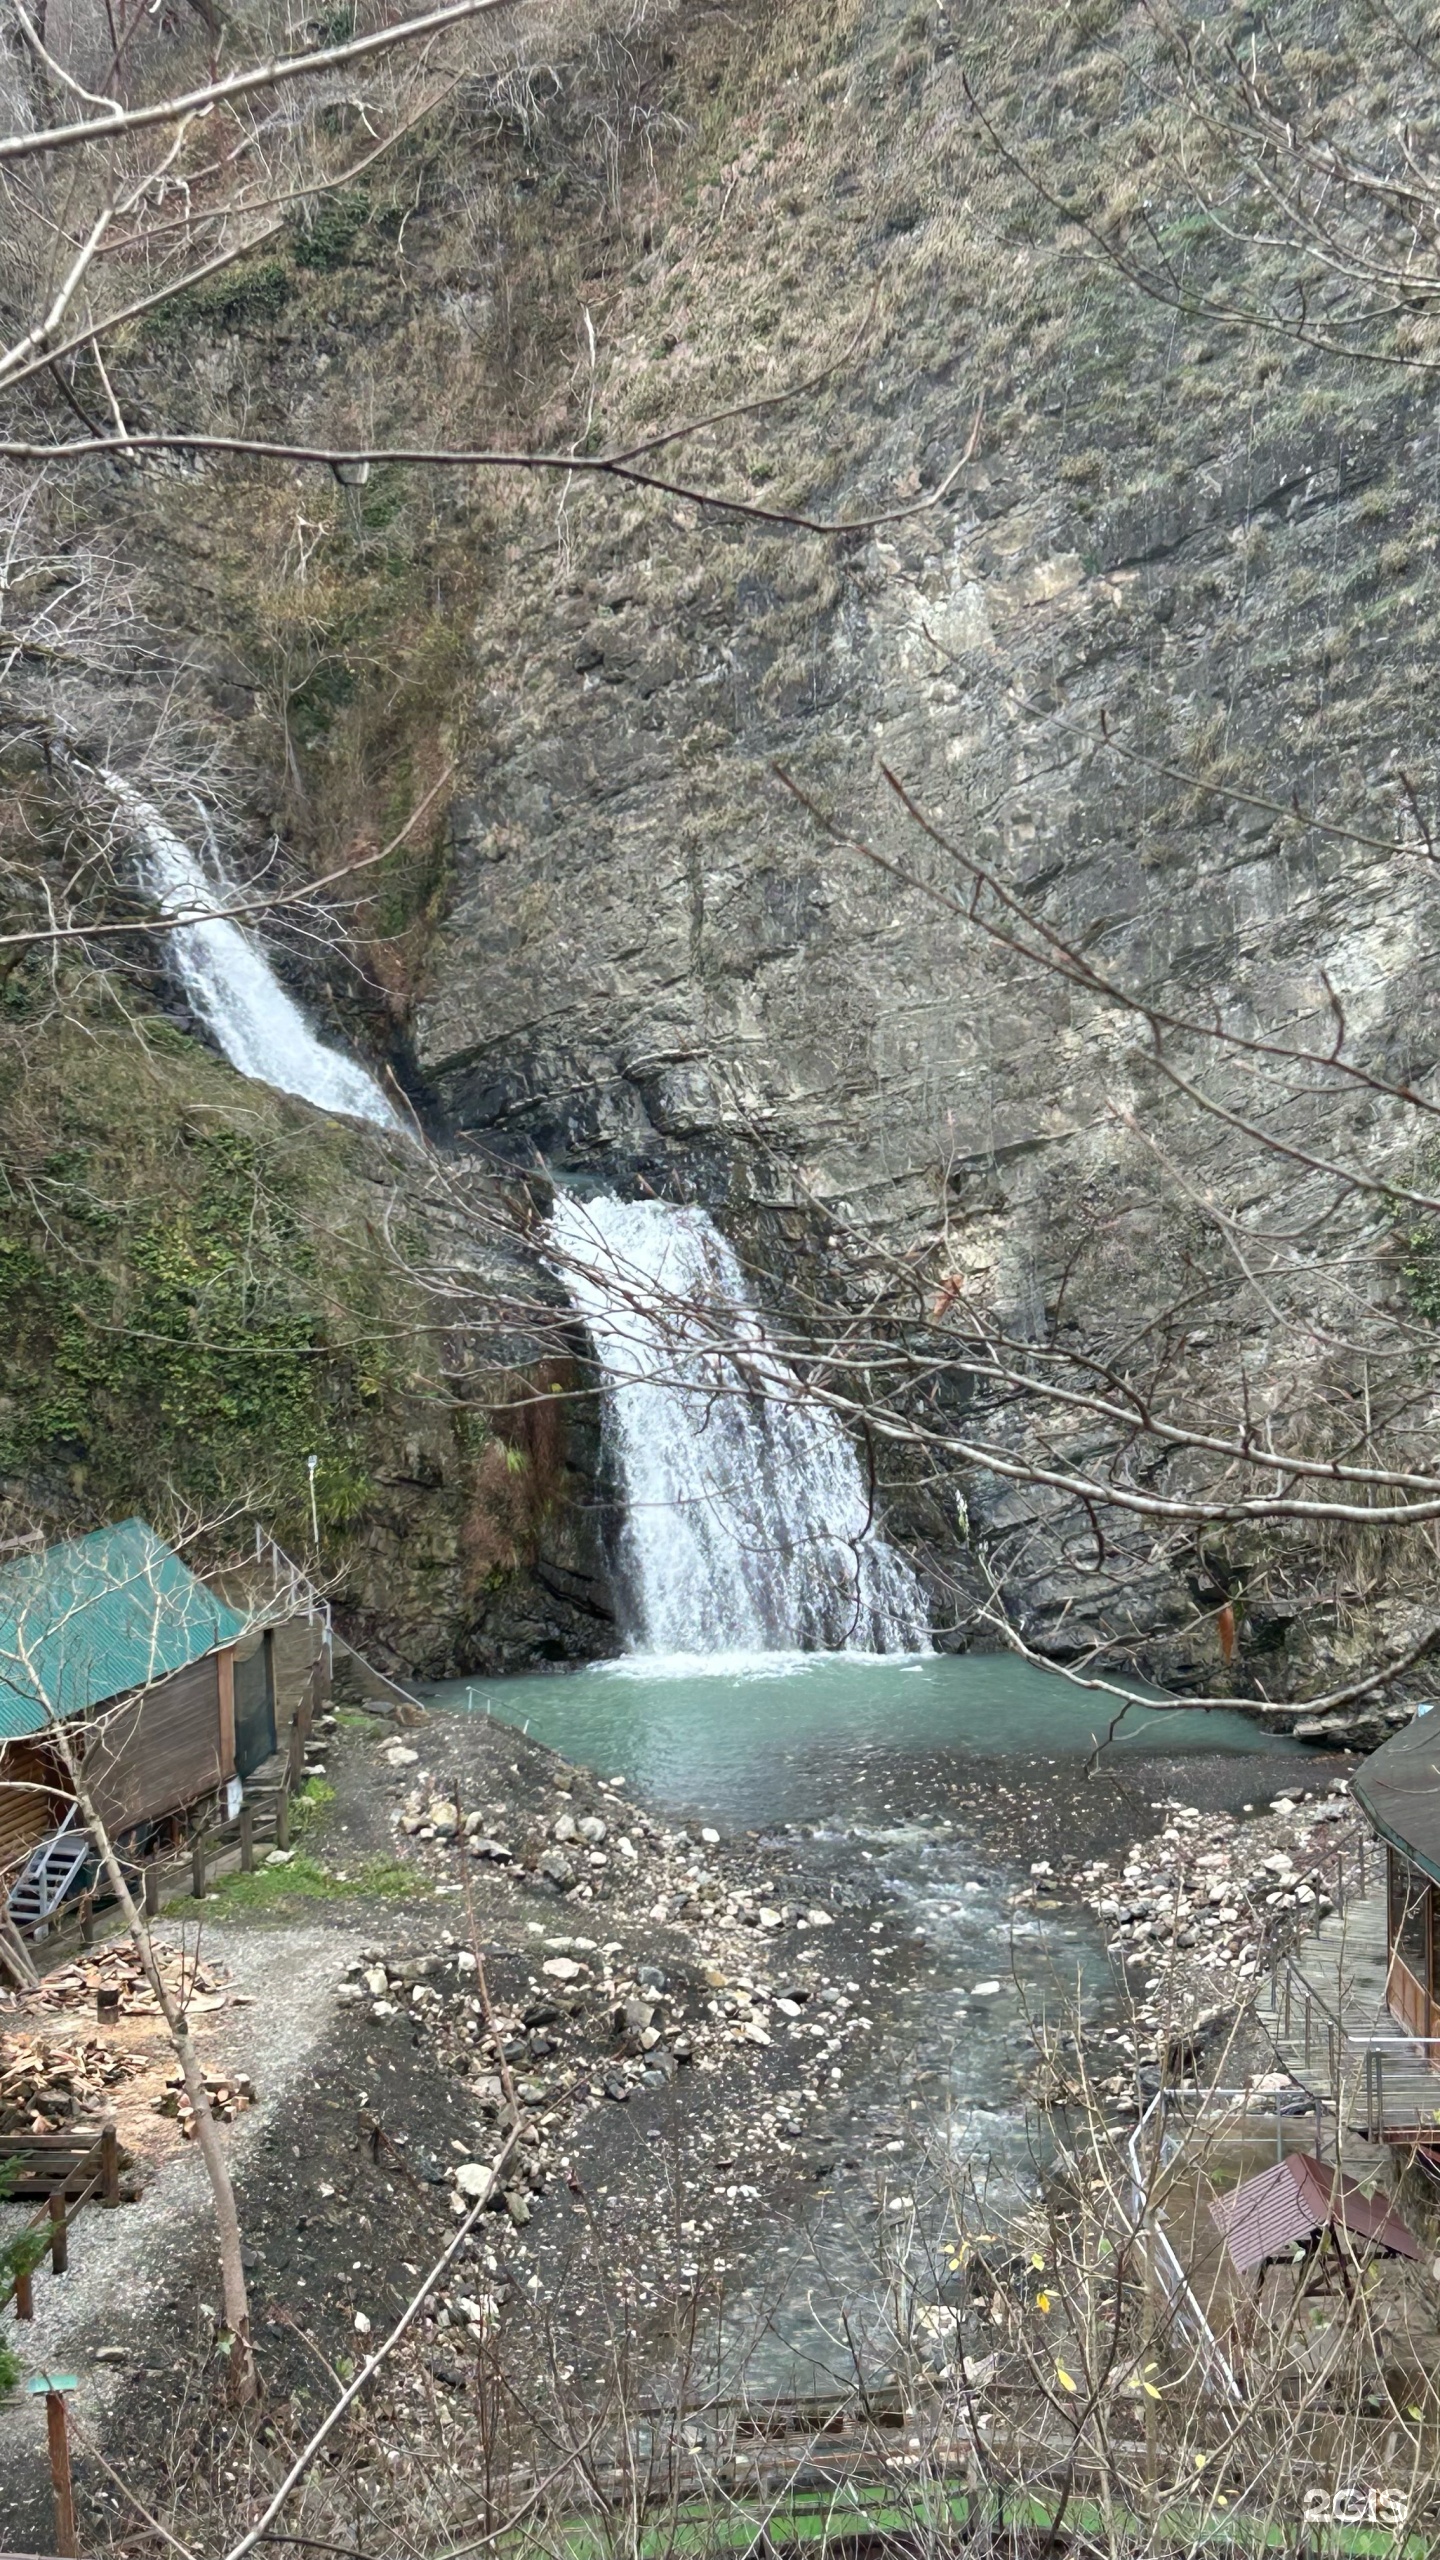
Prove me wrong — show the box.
[0,1518,249,1881]
[1352,1709,1440,2044]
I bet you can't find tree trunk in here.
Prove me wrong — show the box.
[0,1910,40,1989]
[60,1747,256,2403]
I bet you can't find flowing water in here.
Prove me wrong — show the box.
[528,1189,1320,2382]
[100,769,400,1127]
[431,1651,1323,2389]
[548,1191,929,1653]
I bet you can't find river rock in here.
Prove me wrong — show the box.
[454,2161,496,2202]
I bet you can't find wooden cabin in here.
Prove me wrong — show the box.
[1353,1709,1440,2045]
[0,1518,249,1880]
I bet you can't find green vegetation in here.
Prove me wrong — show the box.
[200,1850,419,1910]
[292,190,374,271]
[174,1778,417,1908]
[0,1121,386,1539]
[148,255,292,339]
[1401,1217,1440,1326]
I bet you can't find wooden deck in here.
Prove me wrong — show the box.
[1254,1886,1440,2143]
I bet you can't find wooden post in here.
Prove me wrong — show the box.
[100,2122,119,2205]
[239,1802,254,1872]
[48,2193,67,2277]
[29,2380,79,2560]
[79,1892,94,1948]
[143,1862,161,1919]
[15,2262,33,2319]
[275,1790,291,1851]
[191,1835,207,1901]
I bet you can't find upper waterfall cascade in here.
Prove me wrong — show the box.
[550,1192,931,1657]
[103,771,400,1129]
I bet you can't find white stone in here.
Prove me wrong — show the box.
[454,2161,496,2202]
[354,2311,372,2336]
[383,1746,419,1767]
[971,1980,1002,1998]
[543,1956,583,1981]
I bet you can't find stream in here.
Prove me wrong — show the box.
[427,1651,1329,2392]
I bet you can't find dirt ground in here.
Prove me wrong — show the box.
[0,1703,905,2552]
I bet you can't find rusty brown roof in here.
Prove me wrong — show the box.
[1208,2153,1421,2274]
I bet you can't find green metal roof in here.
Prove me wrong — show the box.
[0,1519,245,1742]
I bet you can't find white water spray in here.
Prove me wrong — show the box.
[551,1192,930,1657]
[102,770,400,1129]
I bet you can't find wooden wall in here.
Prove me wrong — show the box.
[0,1738,65,1878]
[84,1652,229,1834]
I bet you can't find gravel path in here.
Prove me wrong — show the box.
[0,1918,363,2489]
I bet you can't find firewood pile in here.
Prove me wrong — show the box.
[0,2032,140,2134]
[154,2066,256,2136]
[21,1943,231,2018]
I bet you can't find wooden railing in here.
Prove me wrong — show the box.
[0,2124,122,2320]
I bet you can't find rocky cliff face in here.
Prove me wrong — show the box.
[400,0,1440,1720]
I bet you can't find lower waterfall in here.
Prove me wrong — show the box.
[101,770,400,1129]
[550,1191,930,1657]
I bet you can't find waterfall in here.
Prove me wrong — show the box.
[550,1192,930,1657]
[101,770,401,1130]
